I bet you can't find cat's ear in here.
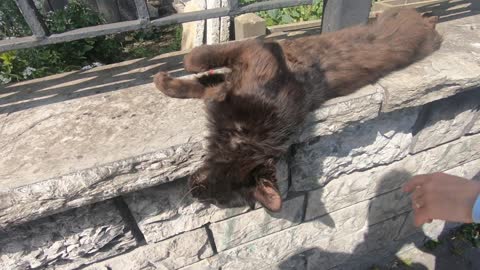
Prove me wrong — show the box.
[252,180,282,212]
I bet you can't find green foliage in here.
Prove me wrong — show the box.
[241,0,324,26]
[454,223,480,248]
[0,0,181,84]
[0,0,124,83]
[424,239,442,251]
[0,0,31,38]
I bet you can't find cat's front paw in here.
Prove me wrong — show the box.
[153,72,173,95]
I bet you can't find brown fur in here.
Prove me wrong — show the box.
[153,9,442,211]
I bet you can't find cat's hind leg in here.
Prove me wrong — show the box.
[183,39,256,73]
[154,72,226,101]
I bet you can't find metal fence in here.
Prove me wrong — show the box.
[0,0,372,53]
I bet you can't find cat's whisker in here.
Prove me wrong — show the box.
[175,185,205,208]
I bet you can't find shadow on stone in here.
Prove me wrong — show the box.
[277,168,437,269]
[0,54,186,115]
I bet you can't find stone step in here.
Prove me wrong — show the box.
[1,11,480,230]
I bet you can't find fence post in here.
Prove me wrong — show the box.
[133,0,150,23]
[14,0,49,38]
[321,0,371,33]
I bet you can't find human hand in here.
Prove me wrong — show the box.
[403,172,480,226]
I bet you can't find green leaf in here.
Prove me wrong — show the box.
[281,14,294,24]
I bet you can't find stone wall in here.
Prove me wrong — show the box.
[3,88,479,270]
[1,10,480,270]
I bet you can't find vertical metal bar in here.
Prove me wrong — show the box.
[321,0,371,33]
[14,0,49,37]
[133,0,150,22]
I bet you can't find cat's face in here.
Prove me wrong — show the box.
[188,160,283,212]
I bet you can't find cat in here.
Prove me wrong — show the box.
[153,9,442,212]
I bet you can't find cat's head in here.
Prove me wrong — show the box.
[188,158,282,212]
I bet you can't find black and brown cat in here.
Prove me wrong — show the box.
[154,9,442,212]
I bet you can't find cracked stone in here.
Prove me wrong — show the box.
[410,89,480,154]
[291,107,418,191]
[84,228,213,270]
[0,200,137,270]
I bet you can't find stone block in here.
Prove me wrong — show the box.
[379,15,480,112]
[291,106,419,191]
[181,0,206,50]
[305,133,480,221]
[187,201,369,269]
[299,84,384,142]
[84,228,213,270]
[307,213,408,270]
[206,0,221,44]
[220,0,230,43]
[210,195,304,251]
[123,159,289,244]
[234,13,266,40]
[123,178,249,244]
[367,188,411,225]
[444,158,480,180]
[410,90,480,153]
[178,258,219,270]
[467,110,480,135]
[395,159,480,241]
[395,210,459,242]
[0,52,207,229]
[0,200,137,270]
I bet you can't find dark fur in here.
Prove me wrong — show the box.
[153,9,442,211]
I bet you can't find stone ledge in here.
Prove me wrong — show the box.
[1,12,480,229]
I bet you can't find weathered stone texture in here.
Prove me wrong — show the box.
[467,109,480,135]
[124,178,249,244]
[0,200,136,270]
[410,90,480,153]
[0,141,206,229]
[234,13,266,40]
[210,195,304,251]
[379,14,480,112]
[194,194,413,270]
[124,159,289,244]
[299,85,383,142]
[181,0,207,50]
[84,228,213,270]
[307,213,408,270]
[305,133,480,220]
[219,0,230,43]
[206,0,221,44]
[444,158,480,180]
[2,12,480,233]
[210,201,371,270]
[292,107,419,191]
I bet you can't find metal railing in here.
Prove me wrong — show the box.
[0,0,373,53]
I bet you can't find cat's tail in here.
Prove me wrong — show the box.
[321,8,442,98]
[371,8,443,61]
